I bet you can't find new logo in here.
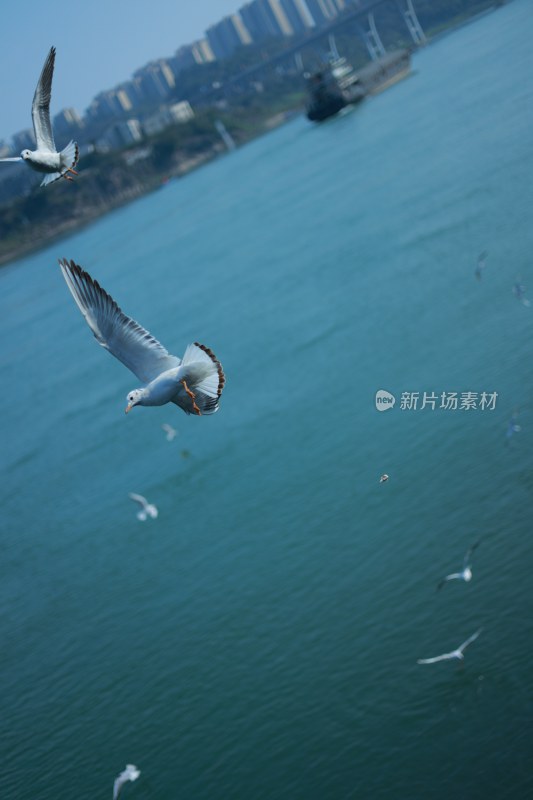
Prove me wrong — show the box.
[375,390,396,411]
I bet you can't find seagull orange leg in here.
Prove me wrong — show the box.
[67,168,78,175]
[181,379,201,416]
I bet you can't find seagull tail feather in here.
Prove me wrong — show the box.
[59,140,79,172]
[40,171,62,186]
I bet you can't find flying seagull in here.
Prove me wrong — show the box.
[162,423,178,441]
[379,474,389,483]
[0,47,79,186]
[506,411,521,442]
[474,251,488,280]
[512,279,531,307]
[59,258,225,416]
[113,764,140,800]
[437,540,481,590]
[417,628,482,665]
[129,493,158,521]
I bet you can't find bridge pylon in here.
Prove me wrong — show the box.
[357,12,387,61]
[395,0,427,45]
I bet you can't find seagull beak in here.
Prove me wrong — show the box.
[125,403,133,414]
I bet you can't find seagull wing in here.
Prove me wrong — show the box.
[113,775,125,800]
[32,47,56,152]
[437,572,462,590]
[457,628,482,654]
[162,423,177,439]
[463,540,481,568]
[59,259,181,384]
[113,765,140,800]
[417,652,453,664]
[129,493,148,510]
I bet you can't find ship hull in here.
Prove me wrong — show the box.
[306,49,411,123]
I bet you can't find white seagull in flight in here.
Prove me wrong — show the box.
[128,493,158,521]
[512,278,531,307]
[113,764,140,799]
[162,423,178,441]
[505,411,521,442]
[417,628,482,665]
[0,47,79,186]
[59,258,225,416]
[474,251,488,280]
[437,540,481,590]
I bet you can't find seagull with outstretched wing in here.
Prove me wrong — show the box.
[417,629,482,665]
[128,493,158,521]
[162,423,178,441]
[437,540,481,590]
[506,411,521,442]
[512,278,531,307]
[59,258,225,417]
[0,47,79,186]
[474,251,488,280]
[113,764,140,799]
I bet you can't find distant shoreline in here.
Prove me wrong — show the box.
[0,149,221,268]
[0,2,506,269]
[0,110,299,270]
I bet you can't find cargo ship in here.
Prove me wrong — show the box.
[306,49,411,122]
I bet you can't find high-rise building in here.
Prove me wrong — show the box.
[133,60,176,103]
[120,80,145,108]
[97,119,143,151]
[206,14,252,60]
[115,90,133,113]
[53,108,84,139]
[86,86,139,123]
[116,119,143,144]
[192,39,216,64]
[12,129,35,152]
[304,0,339,25]
[279,0,316,33]
[240,0,294,41]
[175,41,216,71]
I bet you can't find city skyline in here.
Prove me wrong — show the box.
[1,0,349,150]
[0,0,241,142]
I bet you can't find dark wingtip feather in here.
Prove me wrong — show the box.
[59,258,117,310]
[194,341,225,398]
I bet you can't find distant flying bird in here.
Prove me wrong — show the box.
[113,764,140,800]
[512,278,531,306]
[474,251,488,280]
[506,411,521,441]
[437,540,481,590]
[162,423,178,441]
[0,47,79,186]
[59,259,225,416]
[379,474,389,483]
[417,628,482,665]
[128,493,158,521]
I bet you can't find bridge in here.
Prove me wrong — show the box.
[213,0,426,97]
[357,0,426,58]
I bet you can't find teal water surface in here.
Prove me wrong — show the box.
[2,2,533,797]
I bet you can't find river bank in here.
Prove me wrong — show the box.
[0,103,301,268]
